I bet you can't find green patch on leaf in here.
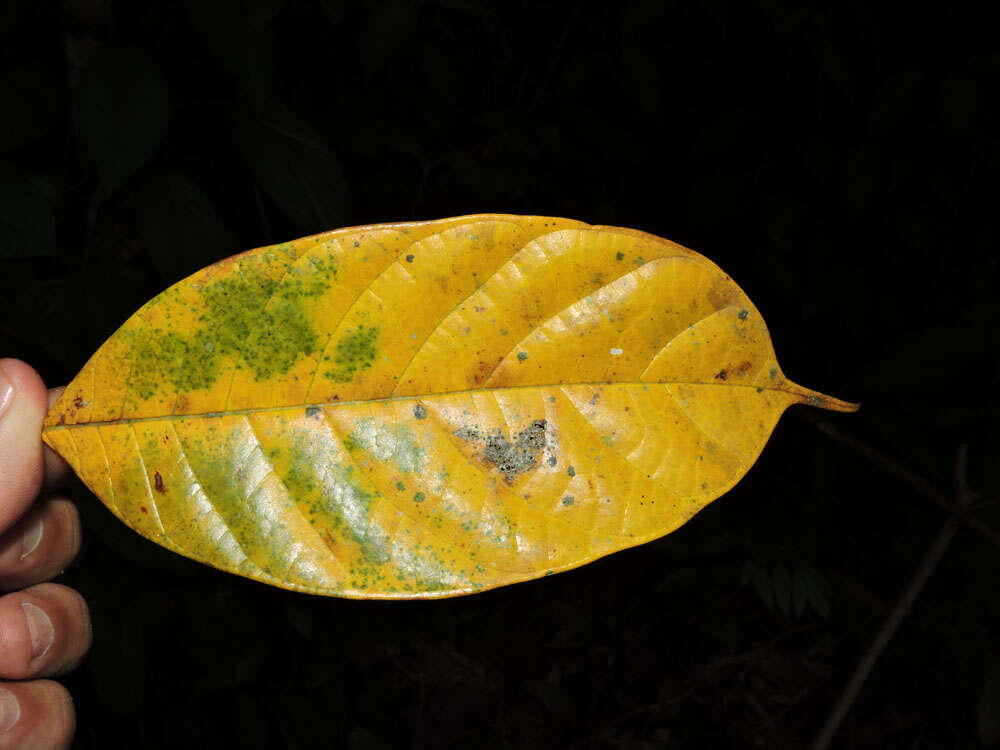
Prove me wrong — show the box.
[326,325,379,383]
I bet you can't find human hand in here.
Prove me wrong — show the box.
[0,360,91,748]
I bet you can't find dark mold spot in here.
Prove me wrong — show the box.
[306,405,322,419]
[413,403,427,419]
[517,351,528,361]
[562,496,575,506]
[567,465,576,477]
[615,252,625,261]
[547,456,557,467]
[405,254,415,262]
[737,309,749,321]
[455,419,549,482]
[714,369,728,380]
[454,426,483,442]
[154,471,165,493]
[413,491,425,503]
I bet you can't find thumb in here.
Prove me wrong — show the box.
[0,360,48,534]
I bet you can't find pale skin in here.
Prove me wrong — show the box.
[0,360,90,748]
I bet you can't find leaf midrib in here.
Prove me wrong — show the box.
[43,379,795,431]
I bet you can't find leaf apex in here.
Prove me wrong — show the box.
[784,380,860,413]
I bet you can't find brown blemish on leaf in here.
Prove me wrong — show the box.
[717,361,752,381]
[73,396,85,409]
[154,472,165,493]
[470,359,497,385]
[706,279,736,310]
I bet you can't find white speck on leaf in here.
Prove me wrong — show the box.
[610,348,623,356]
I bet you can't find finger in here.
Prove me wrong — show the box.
[0,360,48,533]
[0,583,92,680]
[0,498,81,591]
[0,680,74,749]
[41,388,71,493]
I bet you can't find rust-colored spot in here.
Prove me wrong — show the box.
[735,360,753,375]
[73,396,84,409]
[140,506,148,514]
[470,359,495,385]
[154,471,165,493]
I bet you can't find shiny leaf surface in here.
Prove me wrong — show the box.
[43,214,856,598]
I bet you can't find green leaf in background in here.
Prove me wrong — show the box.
[77,47,169,197]
[793,565,811,619]
[0,162,56,258]
[135,170,240,284]
[772,562,792,617]
[7,264,148,370]
[742,559,831,620]
[181,0,284,96]
[0,63,64,152]
[0,0,32,42]
[232,101,347,233]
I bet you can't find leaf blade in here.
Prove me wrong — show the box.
[44,214,856,598]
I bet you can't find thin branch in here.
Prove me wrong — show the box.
[955,443,973,508]
[797,411,1000,551]
[810,514,960,750]
[810,442,974,749]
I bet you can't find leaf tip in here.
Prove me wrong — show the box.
[785,380,860,413]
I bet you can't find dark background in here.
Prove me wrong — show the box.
[0,1,997,747]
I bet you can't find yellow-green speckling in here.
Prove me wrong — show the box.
[325,325,379,383]
[128,258,338,400]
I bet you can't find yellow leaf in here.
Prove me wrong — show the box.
[43,214,857,599]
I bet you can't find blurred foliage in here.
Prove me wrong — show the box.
[0,0,996,747]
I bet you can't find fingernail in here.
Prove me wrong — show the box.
[20,516,44,560]
[22,602,54,661]
[0,366,12,421]
[0,687,19,733]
